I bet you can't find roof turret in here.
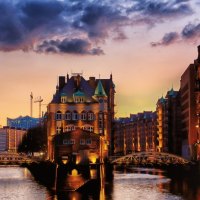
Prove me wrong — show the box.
[94,80,107,97]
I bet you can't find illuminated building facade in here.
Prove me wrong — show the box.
[156,89,182,155]
[114,111,157,155]
[0,127,27,152]
[47,73,115,163]
[180,46,200,160]
[7,116,40,130]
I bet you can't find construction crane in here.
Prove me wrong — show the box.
[34,96,43,119]
[30,92,33,117]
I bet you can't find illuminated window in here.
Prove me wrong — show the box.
[65,125,76,132]
[80,139,85,145]
[63,139,75,145]
[88,112,94,121]
[81,111,87,120]
[56,127,62,134]
[61,96,67,103]
[99,112,103,128]
[82,125,94,132]
[65,111,71,120]
[86,139,92,145]
[56,111,62,120]
[72,111,78,120]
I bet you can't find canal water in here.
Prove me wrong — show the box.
[0,165,199,200]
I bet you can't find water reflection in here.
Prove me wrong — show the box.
[0,165,199,200]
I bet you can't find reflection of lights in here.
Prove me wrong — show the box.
[68,192,81,200]
[23,168,28,178]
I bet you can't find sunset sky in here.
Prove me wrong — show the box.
[1,0,200,125]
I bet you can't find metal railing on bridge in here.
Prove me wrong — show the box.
[0,152,33,165]
[111,152,192,166]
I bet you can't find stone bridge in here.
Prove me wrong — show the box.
[110,152,191,166]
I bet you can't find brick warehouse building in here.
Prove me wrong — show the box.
[47,73,115,163]
[180,46,200,160]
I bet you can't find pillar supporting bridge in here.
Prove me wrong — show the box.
[111,152,191,166]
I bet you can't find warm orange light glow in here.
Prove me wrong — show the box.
[89,154,97,164]
[76,156,81,164]
[90,169,97,179]
[62,159,68,164]
[72,169,78,176]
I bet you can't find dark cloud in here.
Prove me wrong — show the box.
[182,22,200,38]
[20,1,64,31]
[151,32,179,47]
[73,4,128,40]
[0,0,194,54]
[36,38,104,55]
[128,0,192,17]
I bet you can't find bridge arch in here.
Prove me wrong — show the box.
[111,152,191,165]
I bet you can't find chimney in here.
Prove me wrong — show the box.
[197,45,200,61]
[59,76,65,89]
[89,77,96,88]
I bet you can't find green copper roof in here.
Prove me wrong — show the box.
[159,96,166,104]
[73,90,85,96]
[60,92,67,96]
[169,88,175,96]
[94,80,107,97]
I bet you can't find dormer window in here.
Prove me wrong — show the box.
[60,93,67,103]
[73,90,85,103]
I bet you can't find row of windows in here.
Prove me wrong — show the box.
[56,125,94,133]
[63,139,92,145]
[61,96,85,103]
[56,111,94,121]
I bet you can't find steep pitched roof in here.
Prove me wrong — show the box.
[94,80,107,97]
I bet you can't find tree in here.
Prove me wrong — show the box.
[18,125,47,154]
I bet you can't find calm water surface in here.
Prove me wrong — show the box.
[0,166,199,200]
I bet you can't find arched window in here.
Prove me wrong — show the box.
[65,111,71,120]
[88,111,94,121]
[81,111,87,120]
[56,111,62,120]
[72,111,79,120]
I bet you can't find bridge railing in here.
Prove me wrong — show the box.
[111,152,191,166]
